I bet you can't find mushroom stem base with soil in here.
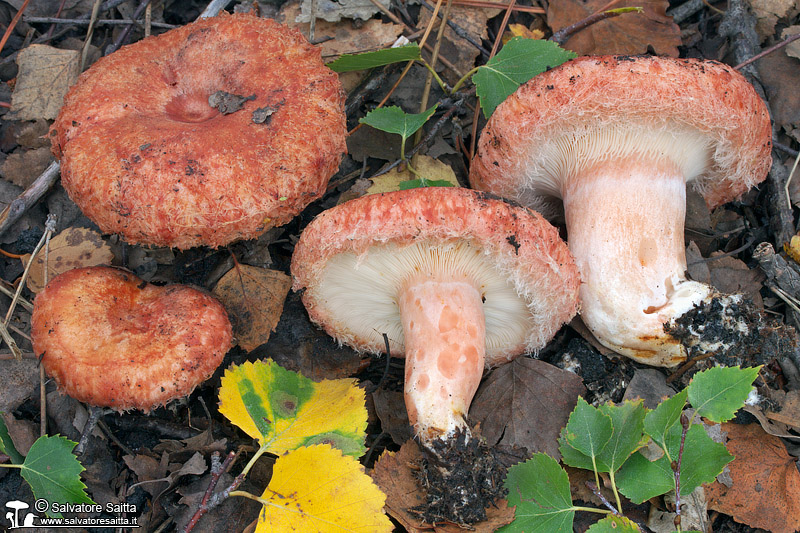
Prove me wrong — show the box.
[563,156,717,366]
[398,276,508,526]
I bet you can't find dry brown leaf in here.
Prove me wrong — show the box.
[766,390,800,431]
[212,264,291,352]
[470,357,586,460]
[417,5,497,79]
[706,253,765,308]
[366,155,460,194]
[705,423,800,533]
[8,44,80,121]
[0,147,55,188]
[279,0,403,59]
[372,388,413,445]
[371,442,515,532]
[782,26,800,60]
[751,0,797,40]
[20,227,114,293]
[547,0,681,56]
[756,50,800,128]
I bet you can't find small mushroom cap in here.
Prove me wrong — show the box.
[291,187,580,365]
[470,55,772,210]
[31,266,232,412]
[50,13,347,249]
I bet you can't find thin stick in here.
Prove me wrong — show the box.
[25,16,176,28]
[450,0,544,12]
[0,161,61,240]
[81,0,103,71]
[785,149,800,210]
[414,0,454,147]
[199,0,233,18]
[735,32,800,71]
[0,0,32,55]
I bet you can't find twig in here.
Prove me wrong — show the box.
[735,32,800,71]
[75,406,103,456]
[184,451,244,532]
[585,481,619,514]
[551,6,639,45]
[25,16,176,28]
[105,0,151,54]
[419,0,491,58]
[199,0,233,18]
[450,0,544,12]
[81,0,103,71]
[415,0,455,146]
[0,161,61,240]
[0,0,33,55]
[672,414,690,530]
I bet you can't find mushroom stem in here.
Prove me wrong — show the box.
[563,156,712,366]
[398,277,486,444]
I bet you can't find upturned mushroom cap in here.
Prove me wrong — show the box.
[470,55,772,211]
[50,13,346,249]
[291,187,580,364]
[31,266,232,411]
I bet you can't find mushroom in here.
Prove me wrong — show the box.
[50,13,346,249]
[291,187,579,524]
[470,55,772,367]
[31,266,232,412]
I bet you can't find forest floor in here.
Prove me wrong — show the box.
[0,0,799,531]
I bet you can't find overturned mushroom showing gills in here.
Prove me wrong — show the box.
[49,13,346,249]
[291,187,580,524]
[31,266,232,411]
[470,55,772,367]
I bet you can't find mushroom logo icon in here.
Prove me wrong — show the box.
[4,500,35,528]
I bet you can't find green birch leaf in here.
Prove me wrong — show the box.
[616,452,674,504]
[473,37,576,118]
[218,360,367,456]
[498,453,575,533]
[0,415,24,465]
[596,401,648,473]
[559,397,612,470]
[644,389,688,455]
[359,105,438,142]
[586,514,641,532]
[20,435,94,518]
[398,179,457,190]
[687,366,760,423]
[327,44,422,72]
[676,424,733,495]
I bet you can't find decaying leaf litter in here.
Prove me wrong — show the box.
[0,0,799,530]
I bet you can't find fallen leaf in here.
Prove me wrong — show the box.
[218,359,368,456]
[372,442,515,532]
[756,50,800,128]
[20,227,114,293]
[418,5,497,79]
[547,0,681,56]
[123,454,169,497]
[504,23,545,42]
[766,389,800,431]
[366,155,460,194]
[751,0,796,40]
[705,423,800,533]
[782,26,800,60]
[706,253,765,308]
[280,0,403,61]
[0,412,38,457]
[257,444,393,532]
[0,147,55,188]
[213,264,291,351]
[372,388,413,445]
[469,357,586,460]
[0,358,39,413]
[8,44,80,121]
[296,0,391,23]
[622,368,677,409]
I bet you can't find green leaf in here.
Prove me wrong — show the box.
[20,435,94,518]
[687,366,760,423]
[218,360,368,456]
[676,424,733,495]
[616,452,674,504]
[0,415,24,465]
[473,37,576,118]
[327,44,422,72]
[559,397,612,471]
[617,424,733,503]
[398,179,457,190]
[644,389,688,455]
[359,105,438,143]
[586,515,641,532]
[499,453,575,533]
[596,401,648,473]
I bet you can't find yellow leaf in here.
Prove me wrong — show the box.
[218,360,367,456]
[366,155,459,194]
[503,24,545,44]
[784,235,800,264]
[20,227,114,293]
[212,265,291,351]
[256,444,393,533]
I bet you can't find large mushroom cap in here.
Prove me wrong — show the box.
[470,55,772,211]
[291,187,580,365]
[50,13,347,249]
[31,266,232,411]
